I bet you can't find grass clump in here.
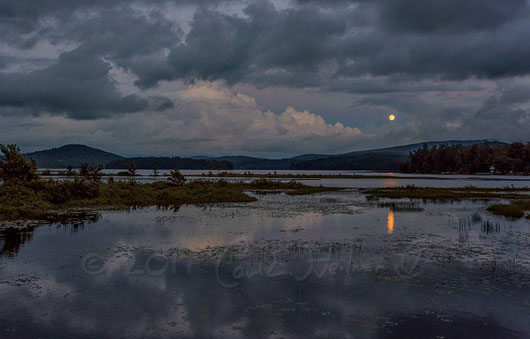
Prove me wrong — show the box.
[363,186,530,201]
[285,185,342,196]
[230,178,342,195]
[486,200,530,219]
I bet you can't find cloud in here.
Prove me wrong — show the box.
[0,5,180,119]
[145,0,530,88]
[3,0,530,91]
[460,82,530,140]
[0,49,173,119]
[0,82,365,156]
[378,0,527,33]
[0,0,529,153]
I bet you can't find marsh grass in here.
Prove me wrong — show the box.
[0,178,339,221]
[363,186,530,219]
[486,200,530,219]
[363,186,530,200]
[376,201,424,212]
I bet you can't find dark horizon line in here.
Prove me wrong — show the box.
[19,138,512,161]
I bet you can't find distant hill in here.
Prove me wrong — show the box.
[25,145,235,170]
[23,140,506,170]
[25,144,124,168]
[214,154,325,170]
[216,140,506,171]
[347,140,507,156]
[106,157,234,170]
[290,153,407,171]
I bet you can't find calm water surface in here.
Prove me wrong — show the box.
[42,169,530,188]
[1,190,530,338]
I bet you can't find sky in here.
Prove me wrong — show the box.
[1,0,530,157]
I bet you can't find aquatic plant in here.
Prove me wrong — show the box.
[487,200,530,219]
[363,186,530,200]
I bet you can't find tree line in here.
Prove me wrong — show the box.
[105,157,234,170]
[400,142,530,174]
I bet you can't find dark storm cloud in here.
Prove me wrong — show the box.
[474,84,530,121]
[138,0,530,89]
[0,49,172,119]
[3,0,530,89]
[154,1,349,88]
[379,0,527,33]
[0,0,232,46]
[0,55,10,69]
[0,3,179,119]
[1,0,530,122]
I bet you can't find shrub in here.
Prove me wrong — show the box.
[0,144,39,184]
[167,168,186,187]
[79,163,103,182]
[127,162,137,176]
[66,165,76,176]
[27,178,100,204]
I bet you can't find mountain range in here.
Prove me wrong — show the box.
[23,140,506,170]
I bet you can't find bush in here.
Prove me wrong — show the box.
[28,178,100,204]
[167,168,186,187]
[0,144,39,184]
[127,162,137,176]
[79,163,103,182]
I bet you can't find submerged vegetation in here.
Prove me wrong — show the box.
[0,145,340,221]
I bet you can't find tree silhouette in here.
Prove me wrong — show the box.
[167,168,186,187]
[401,142,530,174]
[127,162,137,176]
[0,144,39,184]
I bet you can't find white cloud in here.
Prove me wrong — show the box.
[1,81,366,157]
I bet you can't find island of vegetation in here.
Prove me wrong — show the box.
[363,185,530,219]
[400,142,530,174]
[0,145,340,221]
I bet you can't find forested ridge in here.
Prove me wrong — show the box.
[106,157,234,170]
[400,142,530,174]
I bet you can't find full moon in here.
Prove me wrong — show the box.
[389,114,395,121]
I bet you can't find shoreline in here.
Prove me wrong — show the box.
[36,170,530,181]
[0,179,342,222]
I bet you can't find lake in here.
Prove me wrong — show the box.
[1,183,530,337]
[41,169,530,188]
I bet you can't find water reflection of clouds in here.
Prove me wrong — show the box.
[1,196,530,337]
[2,258,528,338]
